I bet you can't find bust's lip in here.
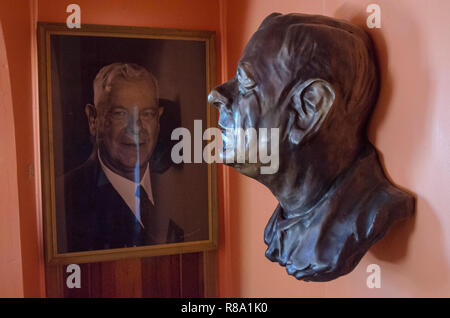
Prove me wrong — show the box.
[218,124,233,132]
[218,112,235,132]
[218,118,235,132]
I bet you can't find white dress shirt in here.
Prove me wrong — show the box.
[98,151,154,228]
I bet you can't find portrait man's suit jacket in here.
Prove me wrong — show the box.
[57,153,184,253]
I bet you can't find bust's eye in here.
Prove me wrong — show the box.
[237,67,256,90]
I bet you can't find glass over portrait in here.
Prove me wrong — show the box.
[38,23,217,264]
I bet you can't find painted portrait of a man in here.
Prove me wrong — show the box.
[58,63,183,253]
[42,29,216,261]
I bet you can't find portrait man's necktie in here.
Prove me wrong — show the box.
[136,185,157,244]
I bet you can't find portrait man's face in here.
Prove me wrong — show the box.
[90,78,163,176]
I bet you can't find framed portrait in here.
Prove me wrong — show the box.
[38,23,217,264]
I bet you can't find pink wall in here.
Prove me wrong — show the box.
[37,0,224,297]
[220,0,450,297]
[1,0,223,297]
[38,0,221,31]
[0,21,24,298]
[0,0,43,297]
[2,0,449,297]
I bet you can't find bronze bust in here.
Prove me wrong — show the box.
[208,13,414,281]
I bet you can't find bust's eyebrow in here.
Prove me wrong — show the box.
[237,62,253,77]
[237,62,256,86]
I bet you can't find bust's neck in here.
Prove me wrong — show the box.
[260,143,366,219]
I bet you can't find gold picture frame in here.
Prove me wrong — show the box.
[38,22,218,264]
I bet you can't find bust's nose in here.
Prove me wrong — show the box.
[208,78,236,110]
[208,87,229,109]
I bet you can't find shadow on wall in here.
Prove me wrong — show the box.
[334,3,416,263]
[335,2,449,294]
[334,2,414,262]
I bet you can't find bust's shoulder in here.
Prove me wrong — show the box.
[358,181,415,242]
[343,145,415,242]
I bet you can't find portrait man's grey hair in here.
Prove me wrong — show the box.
[208,13,415,281]
[92,63,159,107]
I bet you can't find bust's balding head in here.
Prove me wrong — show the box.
[209,13,379,181]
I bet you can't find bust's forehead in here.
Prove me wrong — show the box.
[240,13,380,126]
[238,25,295,87]
[241,24,284,60]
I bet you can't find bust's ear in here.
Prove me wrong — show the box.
[85,104,97,136]
[288,79,335,145]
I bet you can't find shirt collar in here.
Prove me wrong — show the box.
[98,151,155,225]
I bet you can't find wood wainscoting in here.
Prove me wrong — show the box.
[45,251,217,297]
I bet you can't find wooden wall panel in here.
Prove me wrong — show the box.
[141,255,181,298]
[181,253,204,297]
[45,252,208,298]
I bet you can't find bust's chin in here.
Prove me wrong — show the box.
[227,162,262,179]
[219,147,267,178]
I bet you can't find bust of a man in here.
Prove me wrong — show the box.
[208,13,414,281]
